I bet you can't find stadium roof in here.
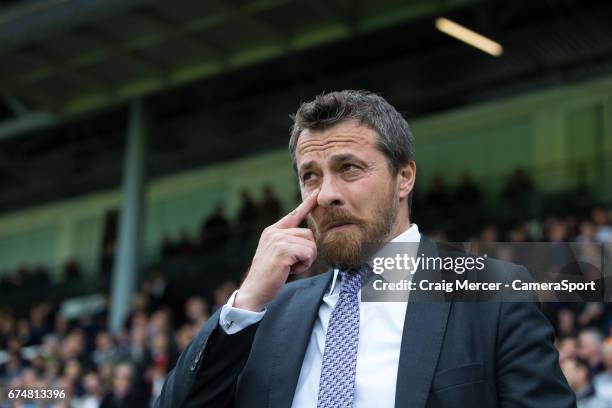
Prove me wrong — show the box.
[1,0,612,212]
[0,0,475,135]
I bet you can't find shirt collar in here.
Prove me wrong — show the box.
[328,223,421,295]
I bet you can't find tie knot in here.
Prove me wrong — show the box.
[339,267,369,296]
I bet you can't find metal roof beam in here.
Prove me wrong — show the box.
[2,95,28,116]
[11,0,293,85]
[0,111,58,141]
[308,0,361,30]
[0,0,161,54]
[71,27,169,74]
[221,3,288,43]
[17,47,109,89]
[132,9,228,60]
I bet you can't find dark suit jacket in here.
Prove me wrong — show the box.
[156,236,576,407]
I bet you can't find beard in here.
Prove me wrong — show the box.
[308,187,399,270]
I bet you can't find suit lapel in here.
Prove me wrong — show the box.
[266,236,451,408]
[269,271,332,408]
[395,236,451,408]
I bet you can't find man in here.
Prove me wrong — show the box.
[562,357,611,408]
[101,362,148,408]
[594,342,612,402]
[579,329,605,375]
[156,90,575,407]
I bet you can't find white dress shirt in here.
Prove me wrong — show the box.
[220,224,421,408]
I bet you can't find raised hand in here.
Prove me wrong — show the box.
[234,188,320,312]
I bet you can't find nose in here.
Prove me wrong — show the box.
[317,175,344,207]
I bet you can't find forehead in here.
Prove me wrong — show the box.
[295,121,378,163]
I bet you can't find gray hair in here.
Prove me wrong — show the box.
[289,90,415,206]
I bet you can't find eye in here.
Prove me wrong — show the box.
[302,172,317,183]
[342,163,358,172]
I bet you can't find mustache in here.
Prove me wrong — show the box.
[313,209,364,232]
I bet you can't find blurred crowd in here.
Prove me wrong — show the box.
[0,273,239,407]
[0,169,611,407]
[159,184,283,262]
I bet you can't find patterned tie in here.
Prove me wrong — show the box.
[317,267,366,408]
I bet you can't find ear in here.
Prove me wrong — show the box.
[397,160,416,200]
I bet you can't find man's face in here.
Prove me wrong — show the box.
[578,333,599,359]
[295,120,402,269]
[560,359,579,390]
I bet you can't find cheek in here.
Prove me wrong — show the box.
[349,175,392,203]
[300,183,317,199]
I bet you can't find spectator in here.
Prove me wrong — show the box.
[455,172,481,204]
[592,208,612,243]
[176,229,195,257]
[558,336,578,364]
[213,280,238,311]
[29,303,50,346]
[175,324,196,353]
[100,362,147,408]
[199,203,231,251]
[148,309,171,339]
[594,341,612,402]
[63,359,85,397]
[426,175,451,208]
[501,166,535,219]
[508,223,530,242]
[64,260,82,281]
[16,319,33,347]
[92,331,119,367]
[547,218,569,243]
[149,332,177,402]
[161,235,178,259]
[184,296,209,328]
[237,188,258,240]
[558,309,578,338]
[453,172,483,236]
[126,325,149,373]
[77,372,104,408]
[562,357,612,408]
[576,220,597,243]
[579,329,605,375]
[258,185,282,229]
[423,175,451,231]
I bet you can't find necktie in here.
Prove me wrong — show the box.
[317,268,365,408]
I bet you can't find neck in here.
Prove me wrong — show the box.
[386,216,411,243]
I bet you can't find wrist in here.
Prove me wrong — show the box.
[234,289,265,312]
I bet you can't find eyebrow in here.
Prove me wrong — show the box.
[298,160,317,175]
[298,153,366,175]
[329,153,364,165]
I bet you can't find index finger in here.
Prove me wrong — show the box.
[275,188,320,229]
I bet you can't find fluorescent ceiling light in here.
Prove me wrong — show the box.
[435,17,503,57]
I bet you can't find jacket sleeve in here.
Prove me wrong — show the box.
[496,300,576,408]
[155,308,259,408]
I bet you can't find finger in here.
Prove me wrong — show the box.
[290,260,313,275]
[281,228,315,241]
[279,235,317,252]
[275,188,320,229]
[278,241,316,263]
